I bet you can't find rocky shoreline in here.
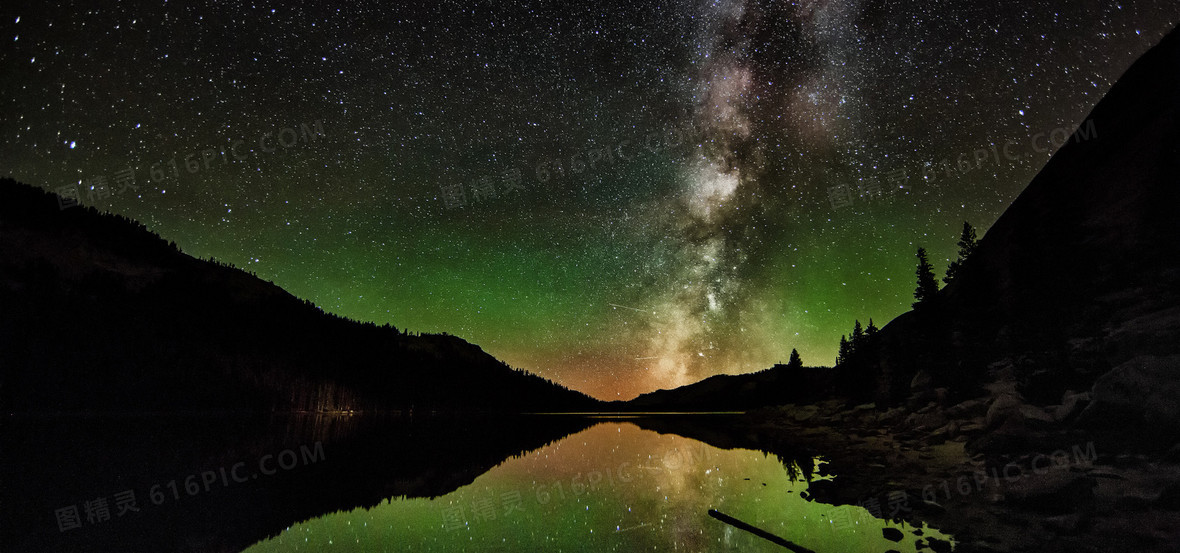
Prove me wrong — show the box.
[747,365,1180,553]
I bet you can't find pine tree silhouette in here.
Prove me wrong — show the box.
[944,221,978,285]
[851,319,865,351]
[913,247,940,308]
[787,348,803,370]
[837,335,851,366]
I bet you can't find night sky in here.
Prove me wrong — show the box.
[2,1,1177,400]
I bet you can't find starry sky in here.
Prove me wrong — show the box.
[2,1,1177,400]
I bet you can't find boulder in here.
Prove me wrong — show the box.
[958,421,985,435]
[904,410,948,431]
[1052,391,1091,422]
[984,380,1021,398]
[945,398,989,419]
[988,358,1015,375]
[793,405,819,422]
[1156,483,1180,511]
[1113,495,1151,511]
[967,415,1046,455]
[1002,472,1096,514]
[925,537,953,553]
[1165,443,1180,463]
[878,407,907,425]
[1016,405,1056,426]
[941,420,961,439]
[1041,513,1085,534]
[986,394,1025,429]
[1077,355,1180,435]
[908,370,937,408]
[911,370,933,392]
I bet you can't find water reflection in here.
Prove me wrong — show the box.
[245,422,953,552]
[1,413,594,552]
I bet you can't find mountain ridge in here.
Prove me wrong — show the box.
[613,24,1180,417]
[856,22,1180,405]
[0,179,600,413]
[617,363,830,411]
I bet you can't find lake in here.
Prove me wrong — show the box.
[2,414,953,552]
[242,419,952,553]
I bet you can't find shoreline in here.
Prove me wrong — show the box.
[742,398,1180,553]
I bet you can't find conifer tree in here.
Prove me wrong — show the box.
[913,247,940,308]
[944,221,978,285]
[787,348,803,370]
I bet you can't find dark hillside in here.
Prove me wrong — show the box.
[0,180,599,413]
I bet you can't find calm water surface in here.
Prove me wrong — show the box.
[244,422,953,552]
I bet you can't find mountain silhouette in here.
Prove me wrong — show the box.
[618,363,829,411]
[843,23,1180,396]
[620,25,1180,433]
[0,180,600,414]
[813,24,1180,456]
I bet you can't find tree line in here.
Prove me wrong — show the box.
[825,221,979,368]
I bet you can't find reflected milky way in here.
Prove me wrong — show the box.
[244,423,951,552]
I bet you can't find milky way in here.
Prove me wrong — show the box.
[1,1,1177,399]
[638,0,876,391]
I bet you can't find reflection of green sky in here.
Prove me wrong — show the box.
[245,423,953,552]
